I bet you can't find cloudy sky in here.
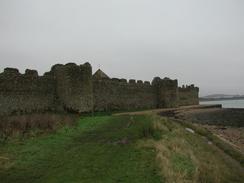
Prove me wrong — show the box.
[0,0,243,96]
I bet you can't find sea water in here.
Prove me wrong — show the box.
[200,99,244,109]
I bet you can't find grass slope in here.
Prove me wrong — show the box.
[145,115,244,183]
[0,114,243,183]
[0,115,161,183]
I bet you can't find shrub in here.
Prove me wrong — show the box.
[0,113,78,141]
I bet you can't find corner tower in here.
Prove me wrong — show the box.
[52,62,93,113]
[152,77,179,108]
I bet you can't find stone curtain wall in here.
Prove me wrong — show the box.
[0,63,93,116]
[93,78,157,111]
[0,62,199,116]
[0,68,56,116]
[178,85,199,106]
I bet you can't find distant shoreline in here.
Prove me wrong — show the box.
[200,97,244,102]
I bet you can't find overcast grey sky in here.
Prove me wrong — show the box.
[0,0,243,96]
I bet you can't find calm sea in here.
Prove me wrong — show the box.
[200,99,244,109]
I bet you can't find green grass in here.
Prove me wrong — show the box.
[171,153,195,178]
[1,114,244,183]
[176,119,244,166]
[0,115,162,183]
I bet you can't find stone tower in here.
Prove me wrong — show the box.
[152,77,179,108]
[51,63,93,113]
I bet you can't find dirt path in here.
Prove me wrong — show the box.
[113,104,221,116]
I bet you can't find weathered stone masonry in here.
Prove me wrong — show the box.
[0,62,199,116]
[178,85,199,106]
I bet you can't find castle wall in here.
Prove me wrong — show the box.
[93,78,157,111]
[152,77,179,108]
[178,85,199,106]
[52,63,93,113]
[0,68,56,116]
[0,62,199,116]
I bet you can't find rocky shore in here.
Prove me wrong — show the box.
[159,105,244,154]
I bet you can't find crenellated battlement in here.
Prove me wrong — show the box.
[25,69,38,77]
[3,68,20,76]
[178,84,199,106]
[94,75,154,88]
[179,84,199,91]
[0,62,199,115]
[0,67,54,79]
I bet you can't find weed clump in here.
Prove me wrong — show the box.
[0,113,78,141]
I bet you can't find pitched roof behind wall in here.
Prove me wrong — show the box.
[93,69,110,79]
